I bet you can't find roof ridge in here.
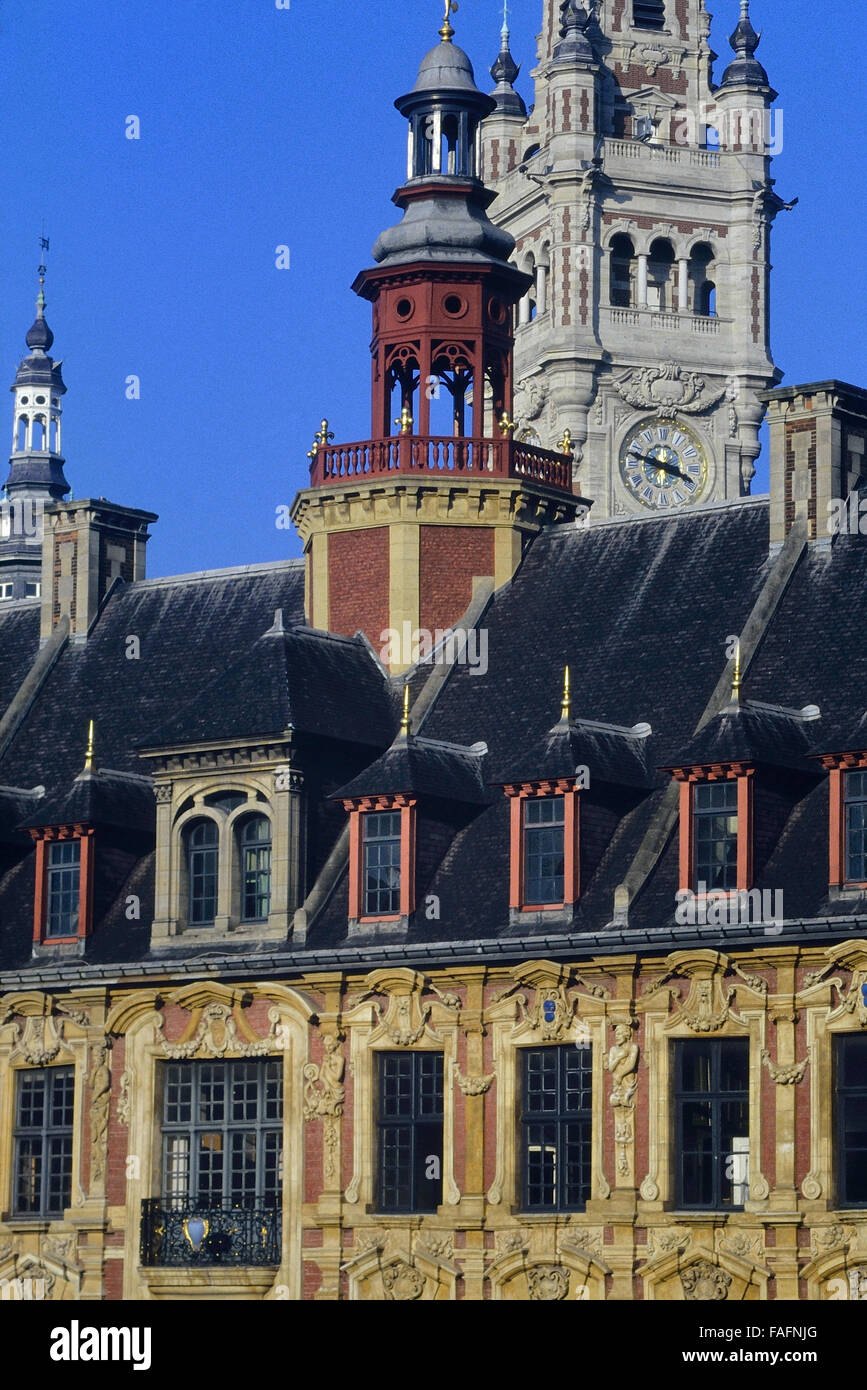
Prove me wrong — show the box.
[126,558,305,591]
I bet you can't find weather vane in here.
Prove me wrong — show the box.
[39,221,49,281]
[440,0,458,42]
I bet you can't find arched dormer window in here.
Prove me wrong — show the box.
[238,814,272,922]
[609,234,635,307]
[185,818,219,925]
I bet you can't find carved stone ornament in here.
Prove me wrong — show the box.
[614,361,726,418]
[811,1224,854,1259]
[302,1034,346,1119]
[681,1260,732,1302]
[117,1071,131,1127]
[352,970,459,1046]
[88,1044,111,1188]
[381,1260,425,1302]
[604,1021,639,1108]
[454,1067,495,1096]
[155,1002,279,1059]
[761,1047,809,1085]
[415,1231,453,1261]
[639,44,669,75]
[527,1265,571,1302]
[849,1268,867,1301]
[9,1012,63,1066]
[153,783,173,804]
[647,1227,691,1259]
[716,1231,762,1261]
[42,1234,76,1263]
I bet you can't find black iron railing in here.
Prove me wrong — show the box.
[140,1199,281,1267]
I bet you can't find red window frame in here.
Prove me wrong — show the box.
[342,795,417,921]
[503,780,580,912]
[29,824,95,945]
[820,751,867,889]
[671,764,754,896]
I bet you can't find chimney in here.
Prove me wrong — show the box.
[40,498,158,643]
[763,381,867,550]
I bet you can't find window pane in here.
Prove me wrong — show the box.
[187,820,218,924]
[521,1046,591,1211]
[675,1040,749,1210]
[13,1067,74,1217]
[523,798,565,905]
[377,1052,444,1214]
[46,839,81,938]
[363,812,402,916]
[241,816,272,921]
[838,1036,867,1205]
[693,783,738,891]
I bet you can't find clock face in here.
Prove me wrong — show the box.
[619,418,709,510]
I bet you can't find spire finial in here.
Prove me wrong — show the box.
[501,0,510,39]
[25,230,55,353]
[439,0,458,43]
[560,665,572,723]
[400,683,412,738]
[731,640,742,705]
[84,719,96,774]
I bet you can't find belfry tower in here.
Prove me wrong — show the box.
[292,7,584,670]
[0,265,70,601]
[482,0,788,519]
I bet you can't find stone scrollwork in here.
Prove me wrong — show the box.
[681,1260,732,1302]
[527,1265,571,1302]
[9,1012,63,1067]
[154,1001,279,1059]
[614,361,726,418]
[117,1071,132,1127]
[604,1021,639,1179]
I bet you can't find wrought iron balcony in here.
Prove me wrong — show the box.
[140,1199,281,1267]
[307,434,573,493]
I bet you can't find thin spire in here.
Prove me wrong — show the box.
[84,719,96,774]
[400,683,412,738]
[560,665,572,723]
[439,0,458,43]
[26,231,55,353]
[501,0,510,40]
[731,641,743,706]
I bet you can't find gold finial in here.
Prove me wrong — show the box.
[439,0,458,42]
[84,719,96,774]
[400,683,412,737]
[499,411,517,437]
[315,418,335,447]
[560,666,572,723]
[731,640,742,705]
[395,404,413,435]
[557,428,574,455]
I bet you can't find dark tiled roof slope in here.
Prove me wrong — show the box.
[0,562,305,795]
[0,601,40,718]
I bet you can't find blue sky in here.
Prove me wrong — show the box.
[1,0,863,576]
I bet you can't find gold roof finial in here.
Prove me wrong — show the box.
[440,0,458,42]
[400,683,412,738]
[557,428,574,455]
[84,719,96,774]
[560,665,572,723]
[731,640,742,705]
[499,411,516,437]
[395,404,413,435]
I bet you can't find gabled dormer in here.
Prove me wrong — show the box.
[499,670,654,925]
[812,713,867,895]
[666,675,821,898]
[335,689,489,939]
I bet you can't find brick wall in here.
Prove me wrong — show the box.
[327,528,389,647]
[418,526,494,635]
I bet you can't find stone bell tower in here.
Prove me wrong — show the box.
[292,9,585,672]
[482,0,790,520]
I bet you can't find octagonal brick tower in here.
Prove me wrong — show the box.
[292,13,586,672]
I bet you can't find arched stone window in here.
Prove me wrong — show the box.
[609,234,635,307]
[185,818,219,925]
[647,238,675,312]
[15,416,28,451]
[691,242,717,316]
[238,814,272,923]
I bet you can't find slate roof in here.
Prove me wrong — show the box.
[20,768,156,835]
[333,735,489,804]
[140,623,395,751]
[4,495,867,973]
[499,716,655,789]
[0,600,40,719]
[667,700,820,773]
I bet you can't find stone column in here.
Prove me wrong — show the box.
[678,258,689,313]
[637,255,648,309]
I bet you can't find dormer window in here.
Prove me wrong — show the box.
[844,771,867,883]
[506,782,580,914]
[672,769,754,896]
[363,810,403,917]
[46,840,81,937]
[693,781,739,891]
[523,797,565,906]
